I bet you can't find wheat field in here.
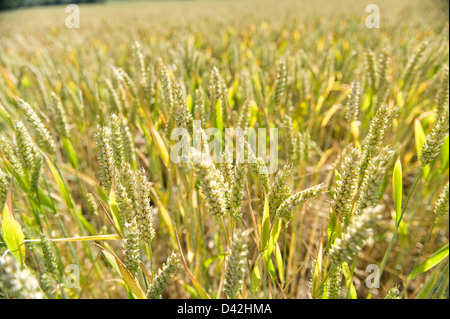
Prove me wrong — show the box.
[0,0,448,299]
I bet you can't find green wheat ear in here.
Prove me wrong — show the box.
[147,252,180,299]
[344,80,360,124]
[173,81,194,135]
[50,92,71,139]
[135,168,156,244]
[115,180,134,225]
[17,98,56,156]
[220,75,229,124]
[193,150,227,218]
[247,143,270,195]
[365,50,378,92]
[30,153,42,193]
[105,78,123,113]
[122,215,140,276]
[134,41,155,108]
[384,286,400,299]
[328,205,382,266]
[402,41,428,91]
[39,232,58,276]
[220,148,234,213]
[115,171,141,276]
[121,119,137,168]
[331,147,361,219]
[282,109,296,160]
[275,183,327,224]
[327,265,342,299]
[420,107,449,167]
[273,58,287,107]
[223,229,250,299]
[268,163,293,216]
[377,47,391,105]
[356,147,395,218]
[359,104,396,179]
[14,121,37,171]
[160,65,174,132]
[229,160,247,220]
[0,136,24,176]
[86,193,98,214]
[435,64,449,114]
[94,125,115,191]
[208,66,223,127]
[0,170,9,207]
[220,148,234,189]
[109,113,126,171]
[434,182,449,219]
[236,99,251,132]
[195,88,207,128]
[0,254,44,299]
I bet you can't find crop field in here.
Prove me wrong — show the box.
[0,0,448,300]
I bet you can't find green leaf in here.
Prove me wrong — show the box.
[1,180,25,264]
[202,253,226,269]
[228,79,238,109]
[315,76,334,114]
[271,219,282,245]
[312,236,323,298]
[327,210,343,249]
[174,228,211,299]
[396,91,405,108]
[342,262,357,299]
[250,258,262,294]
[248,100,258,128]
[415,264,442,299]
[62,138,79,169]
[154,198,176,244]
[31,234,120,243]
[2,152,52,210]
[408,243,449,280]
[101,248,147,299]
[44,154,95,234]
[274,243,285,285]
[1,152,29,191]
[37,189,55,210]
[361,90,372,112]
[182,283,200,299]
[414,119,430,178]
[440,137,449,171]
[414,119,426,157]
[97,186,109,204]
[261,193,270,251]
[393,158,403,225]
[263,249,276,278]
[186,92,193,112]
[327,210,337,250]
[74,206,97,235]
[145,112,169,168]
[44,155,74,209]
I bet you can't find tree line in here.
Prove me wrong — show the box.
[0,0,106,11]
